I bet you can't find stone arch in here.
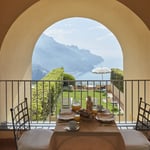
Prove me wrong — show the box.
[0,0,149,80]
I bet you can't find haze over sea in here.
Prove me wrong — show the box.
[76,72,111,81]
[69,63,111,81]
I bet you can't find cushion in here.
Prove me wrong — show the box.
[120,129,150,150]
[18,129,53,150]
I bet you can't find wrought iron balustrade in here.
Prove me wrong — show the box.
[0,79,150,129]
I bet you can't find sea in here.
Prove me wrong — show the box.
[72,61,122,81]
[72,61,123,81]
[75,71,111,81]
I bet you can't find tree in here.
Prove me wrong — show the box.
[63,73,75,87]
[111,68,123,92]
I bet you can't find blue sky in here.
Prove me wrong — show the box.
[44,17,123,70]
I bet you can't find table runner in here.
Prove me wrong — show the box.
[49,119,125,150]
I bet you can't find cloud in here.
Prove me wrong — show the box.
[96,33,114,41]
[42,17,123,69]
[88,25,108,31]
[44,28,73,37]
[44,27,77,45]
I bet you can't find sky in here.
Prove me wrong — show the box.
[44,17,123,70]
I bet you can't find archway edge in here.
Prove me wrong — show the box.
[0,0,150,80]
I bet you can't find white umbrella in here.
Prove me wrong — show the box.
[92,67,111,80]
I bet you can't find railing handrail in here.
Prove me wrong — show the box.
[0,79,150,129]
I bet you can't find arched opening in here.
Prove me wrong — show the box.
[32,17,123,80]
[0,0,149,81]
[0,0,150,123]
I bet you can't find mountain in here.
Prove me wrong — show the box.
[32,34,104,80]
[32,64,49,80]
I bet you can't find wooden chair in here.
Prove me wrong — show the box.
[10,97,53,150]
[120,97,150,150]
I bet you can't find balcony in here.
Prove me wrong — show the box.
[1,79,150,131]
[0,79,150,149]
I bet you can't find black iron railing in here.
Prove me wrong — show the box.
[0,80,150,129]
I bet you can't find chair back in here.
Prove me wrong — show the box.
[135,97,150,131]
[10,97,30,149]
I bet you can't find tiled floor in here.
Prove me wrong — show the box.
[0,139,16,150]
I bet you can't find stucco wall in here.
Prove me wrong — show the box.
[0,0,150,122]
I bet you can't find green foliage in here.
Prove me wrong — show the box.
[43,67,64,80]
[31,67,124,121]
[111,107,119,112]
[111,68,123,92]
[31,68,64,121]
[63,73,75,87]
[63,73,75,81]
[60,91,120,114]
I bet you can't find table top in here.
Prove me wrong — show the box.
[49,115,126,150]
[55,118,120,135]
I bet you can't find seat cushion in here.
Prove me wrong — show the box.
[18,129,53,150]
[120,129,150,150]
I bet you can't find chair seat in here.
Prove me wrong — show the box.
[120,130,150,150]
[18,129,53,150]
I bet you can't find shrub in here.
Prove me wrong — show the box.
[111,68,123,92]
[63,73,75,87]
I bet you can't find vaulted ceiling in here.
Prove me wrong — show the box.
[0,0,149,49]
[118,0,150,30]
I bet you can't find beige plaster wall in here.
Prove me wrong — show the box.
[0,0,149,80]
[0,0,150,122]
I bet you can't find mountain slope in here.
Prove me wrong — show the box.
[32,34,103,80]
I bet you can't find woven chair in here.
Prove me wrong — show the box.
[120,97,150,150]
[10,97,53,150]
